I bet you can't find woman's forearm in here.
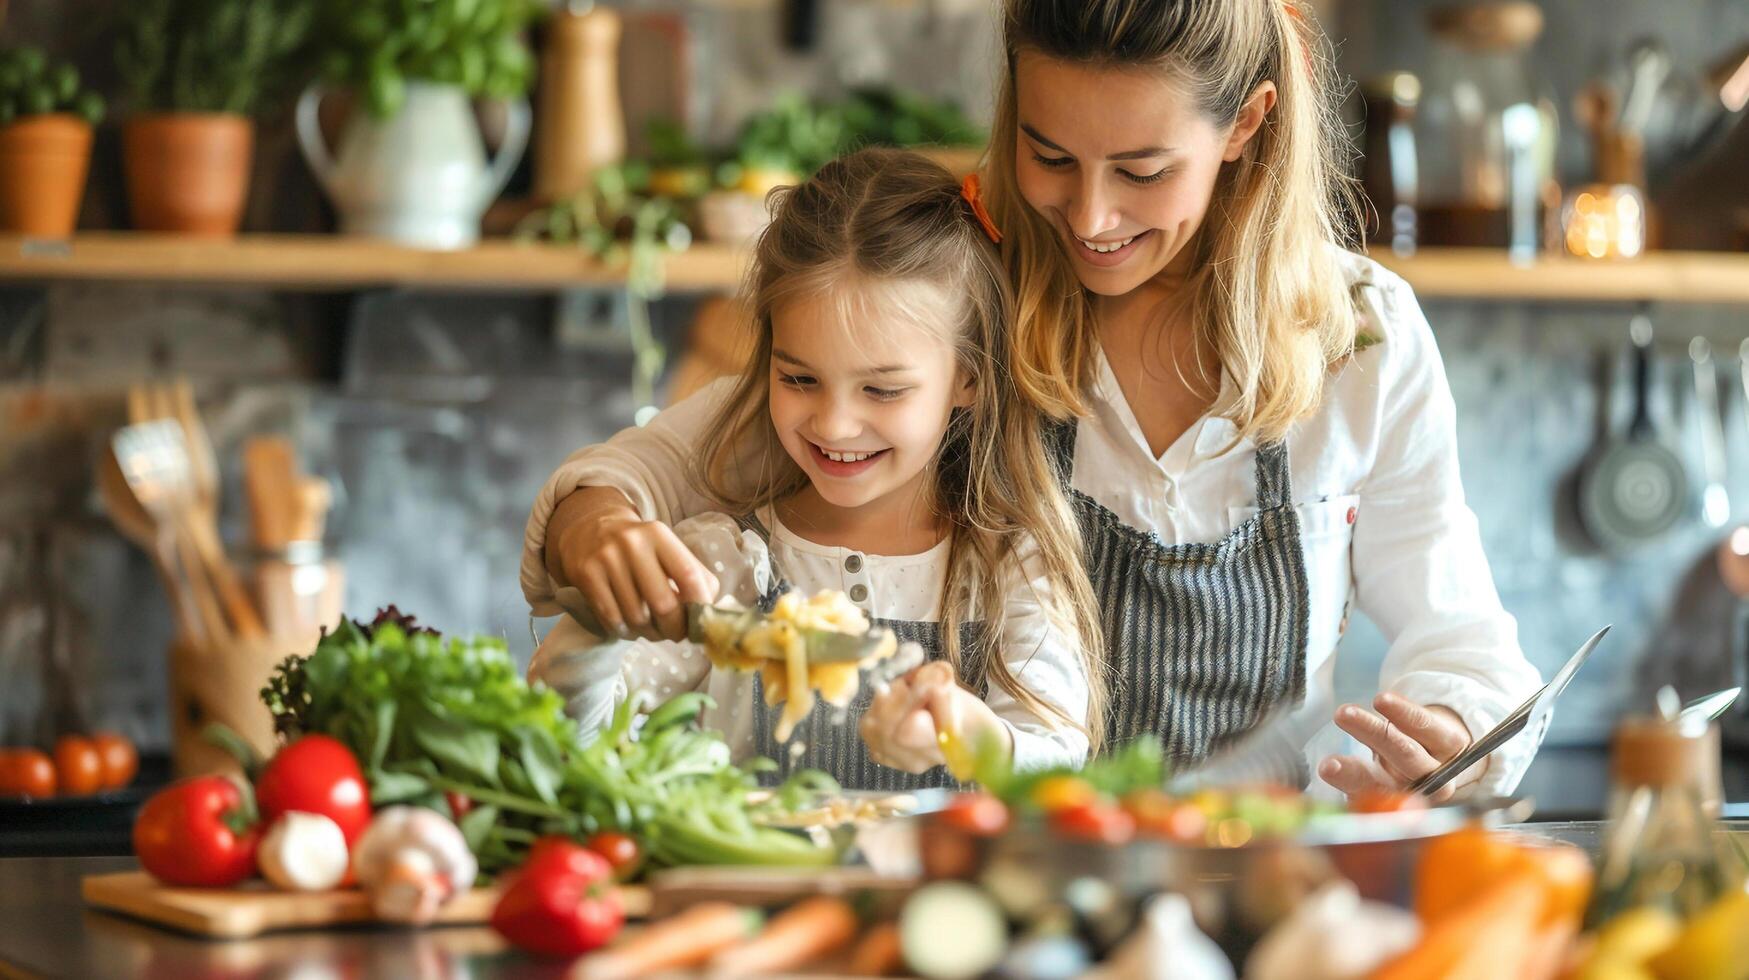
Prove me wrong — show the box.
[544,486,640,590]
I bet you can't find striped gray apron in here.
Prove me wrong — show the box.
[1049,421,1311,785]
[734,513,988,792]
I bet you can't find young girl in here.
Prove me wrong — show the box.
[529,148,1103,790]
[525,1,1546,802]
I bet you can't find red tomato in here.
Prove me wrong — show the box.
[1051,801,1136,845]
[0,749,57,798]
[254,736,372,846]
[1125,791,1208,844]
[938,793,1011,837]
[444,790,474,821]
[492,839,623,956]
[1351,791,1428,814]
[585,831,644,881]
[133,776,260,887]
[53,735,103,796]
[92,732,139,790]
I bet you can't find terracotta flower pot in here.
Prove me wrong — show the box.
[124,113,254,236]
[0,113,93,237]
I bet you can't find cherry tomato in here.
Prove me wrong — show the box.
[1124,791,1209,844]
[54,735,103,796]
[92,732,139,790]
[1350,791,1428,815]
[584,831,644,881]
[1050,801,1136,845]
[444,790,474,821]
[1029,775,1097,813]
[254,735,372,846]
[938,793,1010,837]
[133,776,260,887]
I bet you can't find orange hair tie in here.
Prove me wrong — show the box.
[960,173,1003,244]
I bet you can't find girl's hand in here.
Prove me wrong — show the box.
[859,661,1012,774]
[1318,693,1479,803]
[547,489,718,642]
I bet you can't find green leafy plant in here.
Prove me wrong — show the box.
[0,47,105,126]
[116,0,314,116]
[726,86,986,181]
[516,165,691,420]
[262,608,833,874]
[307,0,542,118]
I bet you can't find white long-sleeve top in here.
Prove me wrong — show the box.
[527,509,1092,778]
[522,250,1544,797]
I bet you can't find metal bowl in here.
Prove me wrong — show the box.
[887,800,1512,965]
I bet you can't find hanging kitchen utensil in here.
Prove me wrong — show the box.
[1409,626,1612,797]
[1690,337,1730,528]
[1679,687,1741,724]
[1579,314,1689,553]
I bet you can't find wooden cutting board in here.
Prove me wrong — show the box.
[82,871,652,939]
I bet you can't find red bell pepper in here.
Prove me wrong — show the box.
[133,776,261,887]
[492,837,625,957]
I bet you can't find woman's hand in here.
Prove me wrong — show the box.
[546,488,718,641]
[859,661,1012,774]
[1318,693,1479,803]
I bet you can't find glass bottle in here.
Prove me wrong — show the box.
[1587,690,1730,927]
[1414,2,1559,256]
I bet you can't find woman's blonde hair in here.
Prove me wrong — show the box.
[695,147,1106,753]
[986,0,1364,444]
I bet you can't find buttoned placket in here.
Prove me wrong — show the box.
[841,551,871,609]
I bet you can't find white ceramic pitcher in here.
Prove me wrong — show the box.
[296,82,530,250]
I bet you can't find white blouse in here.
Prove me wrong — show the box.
[521,250,1544,797]
[526,509,1092,775]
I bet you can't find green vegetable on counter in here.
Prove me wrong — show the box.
[261,607,837,874]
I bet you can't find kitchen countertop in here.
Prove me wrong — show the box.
[7,816,1748,980]
[0,856,545,980]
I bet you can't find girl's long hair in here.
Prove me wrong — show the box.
[695,147,1106,753]
[986,0,1364,444]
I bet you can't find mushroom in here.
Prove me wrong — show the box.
[351,806,478,925]
[260,811,351,892]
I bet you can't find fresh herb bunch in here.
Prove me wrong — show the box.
[116,0,314,116]
[307,0,542,118]
[262,611,835,874]
[0,47,104,126]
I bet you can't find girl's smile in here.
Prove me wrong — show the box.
[807,442,891,477]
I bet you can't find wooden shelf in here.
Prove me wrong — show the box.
[0,233,747,293]
[0,235,1746,305]
[1370,248,1749,305]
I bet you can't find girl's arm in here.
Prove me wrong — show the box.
[1338,268,1543,799]
[523,377,759,634]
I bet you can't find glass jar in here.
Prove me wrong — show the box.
[1414,2,1559,257]
[1587,692,1729,927]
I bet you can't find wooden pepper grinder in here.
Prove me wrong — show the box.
[535,2,626,203]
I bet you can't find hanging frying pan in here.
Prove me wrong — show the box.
[1579,313,1689,553]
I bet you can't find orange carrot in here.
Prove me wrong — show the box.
[846,922,904,977]
[1371,871,1547,980]
[709,896,860,977]
[576,902,762,980]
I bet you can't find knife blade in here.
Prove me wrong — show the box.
[1408,625,1611,796]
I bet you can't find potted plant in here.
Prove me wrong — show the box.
[116,0,313,236]
[0,47,105,237]
[294,0,541,249]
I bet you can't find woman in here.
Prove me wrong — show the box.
[521,0,1542,800]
